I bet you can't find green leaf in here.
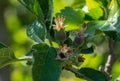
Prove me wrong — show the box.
[99,0,120,29]
[37,0,53,21]
[78,68,106,81]
[86,0,103,20]
[56,7,85,31]
[85,20,119,41]
[99,0,120,40]
[72,0,85,8]
[32,43,49,81]
[87,7,103,20]
[19,0,45,26]
[85,0,120,40]
[0,43,17,69]
[108,0,120,18]
[85,18,120,41]
[27,21,46,43]
[85,21,106,38]
[92,35,105,45]
[81,46,94,54]
[32,43,63,81]
[94,0,108,8]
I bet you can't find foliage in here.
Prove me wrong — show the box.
[1,0,120,81]
[0,43,16,69]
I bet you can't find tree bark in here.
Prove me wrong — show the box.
[104,38,117,81]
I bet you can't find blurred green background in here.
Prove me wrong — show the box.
[0,0,120,81]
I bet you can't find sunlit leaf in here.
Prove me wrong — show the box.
[108,0,120,18]
[27,21,46,43]
[56,7,85,31]
[85,0,120,40]
[100,0,120,40]
[94,0,108,8]
[87,8,103,20]
[86,0,103,19]
[32,44,63,81]
[86,0,99,10]
[108,0,114,9]
[71,0,85,8]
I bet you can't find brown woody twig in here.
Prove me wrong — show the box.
[104,38,117,80]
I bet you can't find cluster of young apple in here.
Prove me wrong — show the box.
[52,16,87,67]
